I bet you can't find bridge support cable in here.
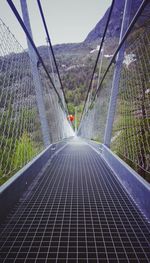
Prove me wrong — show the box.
[90,0,149,107]
[46,38,56,86]
[6,0,67,114]
[37,0,69,114]
[20,0,50,147]
[79,0,115,128]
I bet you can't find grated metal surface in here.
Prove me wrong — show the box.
[0,139,150,263]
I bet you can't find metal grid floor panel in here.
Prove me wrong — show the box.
[0,140,150,262]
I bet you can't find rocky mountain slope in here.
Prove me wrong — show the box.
[84,0,143,43]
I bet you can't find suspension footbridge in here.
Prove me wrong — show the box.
[0,0,150,262]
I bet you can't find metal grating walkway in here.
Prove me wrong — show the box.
[0,139,150,263]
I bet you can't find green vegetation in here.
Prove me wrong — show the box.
[0,134,39,186]
[12,132,37,172]
[0,106,43,185]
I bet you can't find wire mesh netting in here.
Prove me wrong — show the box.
[0,19,73,185]
[78,64,114,142]
[78,2,150,181]
[78,5,121,142]
[39,66,74,143]
[0,19,45,185]
[111,10,150,181]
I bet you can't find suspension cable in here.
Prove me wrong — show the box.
[7,0,67,113]
[84,0,149,116]
[36,0,69,112]
[80,0,115,124]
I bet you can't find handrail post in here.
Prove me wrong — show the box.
[104,0,132,147]
[20,0,50,147]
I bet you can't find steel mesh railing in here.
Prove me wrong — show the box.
[78,1,150,181]
[78,17,120,142]
[111,24,150,181]
[0,19,44,185]
[39,65,74,142]
[78,63,114,142]
[0,19,73,185]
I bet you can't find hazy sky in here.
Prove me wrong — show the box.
[0,0,111,48]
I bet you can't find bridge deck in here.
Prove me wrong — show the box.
[0,139,150,263]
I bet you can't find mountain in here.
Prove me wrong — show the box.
[84,0,143,43]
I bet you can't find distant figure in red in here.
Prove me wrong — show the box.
[67,115,75,122]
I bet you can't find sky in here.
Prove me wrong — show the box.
[0,0,111,49]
